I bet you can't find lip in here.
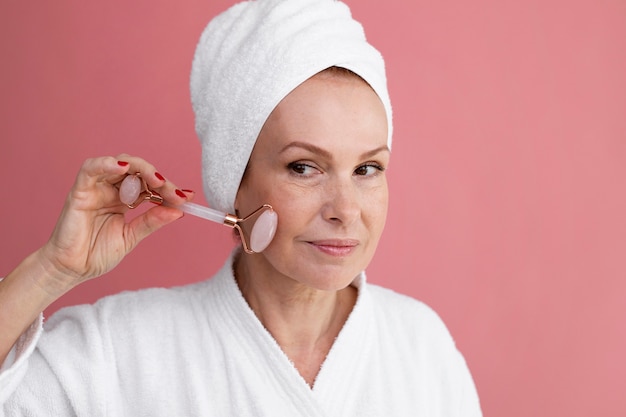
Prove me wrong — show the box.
[307,239,360,257]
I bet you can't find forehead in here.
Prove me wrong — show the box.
[257,73,388,152]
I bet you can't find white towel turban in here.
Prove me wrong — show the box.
[190,0,392,214]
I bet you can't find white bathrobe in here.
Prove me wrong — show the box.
[1,253,482,416]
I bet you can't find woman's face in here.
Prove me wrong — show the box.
[235,72,389,291]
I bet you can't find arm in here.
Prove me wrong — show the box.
[0,154,191,365]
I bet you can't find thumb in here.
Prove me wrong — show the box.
[125,206,183,250]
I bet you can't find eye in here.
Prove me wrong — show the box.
[287,162,319,176]
[354,163,384,176]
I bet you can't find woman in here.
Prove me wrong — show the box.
[0,0,481,415]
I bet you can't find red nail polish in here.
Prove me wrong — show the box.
[181,189,194,193]
[117,161,129,167]
[175,189,186,198]
[155,172,165,181]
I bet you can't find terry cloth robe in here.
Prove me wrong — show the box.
[1,252,482,416]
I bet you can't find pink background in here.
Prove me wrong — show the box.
[1,0,625,415]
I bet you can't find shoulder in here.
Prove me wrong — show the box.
[367,284,447,328]
[38,278,219,375]
[365,283,457,349]
[43,255,237,338]
[364,284,483,416]
[44,279,214,336]
[365,283,476,386]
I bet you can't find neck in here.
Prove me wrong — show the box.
[234,251,358,386]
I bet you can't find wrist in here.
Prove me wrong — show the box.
[3,248,75,313]
[29,246,80,299]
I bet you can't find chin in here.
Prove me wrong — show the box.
[304,269,363,292]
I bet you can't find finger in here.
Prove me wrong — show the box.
[113,153,181,193]
[65,157,131,212]
[167,188,196,206]
[124,205,184,250]
[73,156,130,193]
[117,154,200,204]
[113,153,161,187]
[112,154,189,204]
[74,154,194,210]
[179,189,196,200]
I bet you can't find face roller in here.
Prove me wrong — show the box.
[118,174,277,254]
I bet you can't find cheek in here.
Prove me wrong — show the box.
[268,186,320,238]
[237,174,280,214]
[363,183,389,229]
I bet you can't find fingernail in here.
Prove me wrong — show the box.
[117,161,129,167]
[175,189,186,198]
[181,189,194,193]
[154,172,165,181]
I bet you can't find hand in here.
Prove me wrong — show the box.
[36,154,192,295]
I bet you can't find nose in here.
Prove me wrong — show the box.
[321,178,360,226]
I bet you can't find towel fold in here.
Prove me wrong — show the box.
[190,0,392,213]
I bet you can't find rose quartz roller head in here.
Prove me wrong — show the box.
[118,174,277,253]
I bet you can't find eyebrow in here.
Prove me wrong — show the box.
[279,141,389,160]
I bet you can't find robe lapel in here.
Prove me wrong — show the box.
[206,257,372,417]
[311,275,375,416]
[207,260,328,416]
